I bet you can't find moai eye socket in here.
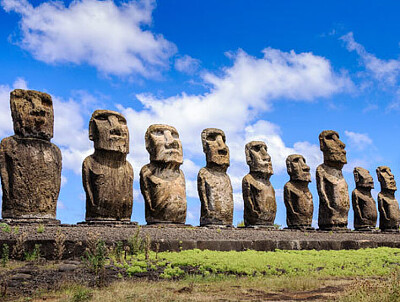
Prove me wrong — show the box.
[206,133,217,141]
[96,114,108,121]
[118,117,127,125]
[172,131,179,139]
[41,97,52,107]
[252,145,261,152]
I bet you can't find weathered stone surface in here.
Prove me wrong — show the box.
[376,166,400,231]
[242,141,276,227]
[316,130,350,230]
[0,89,61,221]
[140,124,186,224]
[352,167,377,231]
[83,110,133,221]
[284,154,313,229]
[198,128,233,226]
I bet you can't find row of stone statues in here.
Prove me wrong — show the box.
[0,89,399,232]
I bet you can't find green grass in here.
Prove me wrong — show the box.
[118,247,400,278]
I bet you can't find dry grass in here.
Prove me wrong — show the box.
[28,275,355,302]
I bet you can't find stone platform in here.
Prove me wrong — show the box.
[0,224,399,259]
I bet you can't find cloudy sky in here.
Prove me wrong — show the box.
[1,0,400,227]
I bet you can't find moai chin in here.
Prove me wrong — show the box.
[376,166,400,232]
[352,167,377,231]
[82,110,133,222]
[140,124,187,224]
[284,154,313,230]
[198,128,233,226]
[316,130,350,230]
[0,89,62,222]
[242,141,276,227]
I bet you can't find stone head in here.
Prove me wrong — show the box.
[10,89,54,140]
[353,167,374,189]
[376,166,397,191]
[319,130,347,168]
[245,141,273,175]
[286,154,311,182]
[145,124,183,165]
[89,110,129,154]
[201,128,229,167]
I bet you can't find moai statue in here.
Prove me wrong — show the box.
[82,110,133,222]
[198,128,233,226]
[0,89,62,222]
[284,154,313,230]
[376,166,400,232]
[140,124,186,224]
[242,141,276,227]
[352,167,377,231]
[316,130,350,230]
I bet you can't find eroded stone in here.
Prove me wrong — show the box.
[0,89,61,221]
[198,128,233,226]
[83,110,133,221]
[376,166,400,232]
[352,167,377,231]
[140,124,186,224]
[284,154,313,229]
[242,141,276,227]
[316,130,350,230]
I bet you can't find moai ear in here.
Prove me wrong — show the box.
[354,171,360,183]
[89,119,95,141]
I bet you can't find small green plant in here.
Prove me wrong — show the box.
[128,226,144,256]
[160,264,184,279]
[12,226,19,235]
[0,223,11,234]
[1,244,9,267]
[25,244,41,262]
[71,286,92,302]
[36,224,45,233]
[273,224,281,230]
[82,239,107,275]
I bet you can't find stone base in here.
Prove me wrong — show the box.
[284,226,315,231]
[0,218,60,225]
[381,228,400,233]
[245,225,276,229]
[78,220,138,226]
[201,224,234,229]
[354,227,378,232]
[145,223,192,228]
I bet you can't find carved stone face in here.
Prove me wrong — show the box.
[10,89,54,140]
[354,167,374,189]
[201,128,229,167]
[145,124,183,164]
[89,110,129,154]
[286,154,311,182]
[319,130,347,167]
[377,166,397,191]
[245,141,273,175]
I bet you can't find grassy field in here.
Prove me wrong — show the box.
[14,247,400,301]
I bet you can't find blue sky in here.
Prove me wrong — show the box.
[1,0,400,227]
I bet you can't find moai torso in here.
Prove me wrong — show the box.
[242,141,276,227]
[376,166,400,231]
[198,128,233,226]
[83,154,133,220]
[0,136,61,219]
[140,124,187,224]
[243,174,276,226]
[317,164,350,228]
[82,110,133,222]
[377,193,400,230]
[199,167,233,226]
[284,154,313,229]
[352,167,377,230]
[0,89,61,221]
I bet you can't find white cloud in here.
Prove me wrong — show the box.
[344,130,373,150]
[174,55,200,74]
[2,0,177,77]
[341,32,400,85]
